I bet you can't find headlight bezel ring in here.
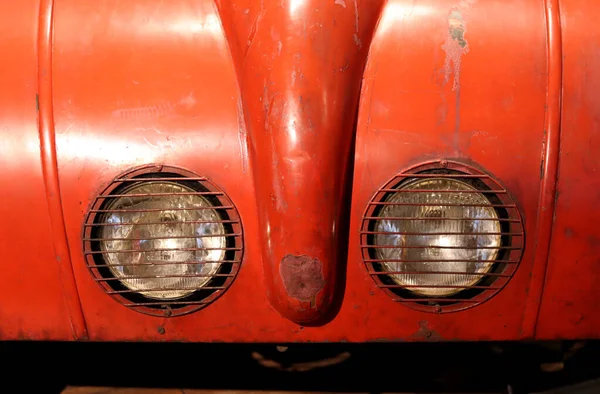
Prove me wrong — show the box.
[83,164,243,318]
[361,160,525,314]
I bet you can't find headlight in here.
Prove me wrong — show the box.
[374,177,501,297]
[99,181,225,300]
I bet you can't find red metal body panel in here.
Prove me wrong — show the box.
[52,0,271,342]
[536,0,600,339]
[348,0,550,340]
[0,0,80,340]
[0,0,598,342]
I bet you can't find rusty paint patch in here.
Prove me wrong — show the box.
[413,320,443,341]
[280,254,326,304]
[442,6,471,91]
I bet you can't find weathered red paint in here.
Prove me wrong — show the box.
[0,0,599,342]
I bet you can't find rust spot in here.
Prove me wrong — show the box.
[280,254,326,304]
[414,320,443,341]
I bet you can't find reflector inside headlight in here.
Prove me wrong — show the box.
[100,181,225,300]
[374,177,501,297]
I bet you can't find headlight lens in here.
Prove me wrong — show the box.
[374,177,501,297]
[100,181,225,300]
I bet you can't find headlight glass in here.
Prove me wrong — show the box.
[100,181,225,300]
[374,177,501,297]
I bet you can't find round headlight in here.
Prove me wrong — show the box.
[374,177,501,297]
[99,181,225,300]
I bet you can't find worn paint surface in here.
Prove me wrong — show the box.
[280,255,326,305]
[1,0,599,342]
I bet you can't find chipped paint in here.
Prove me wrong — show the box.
[442,1,476,91]
[334,0,346,8]
[279,255,326,304]
[442,9,468,91]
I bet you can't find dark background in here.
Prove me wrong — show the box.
[4,340,600,393]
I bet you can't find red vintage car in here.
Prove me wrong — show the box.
[1,0,599,391]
